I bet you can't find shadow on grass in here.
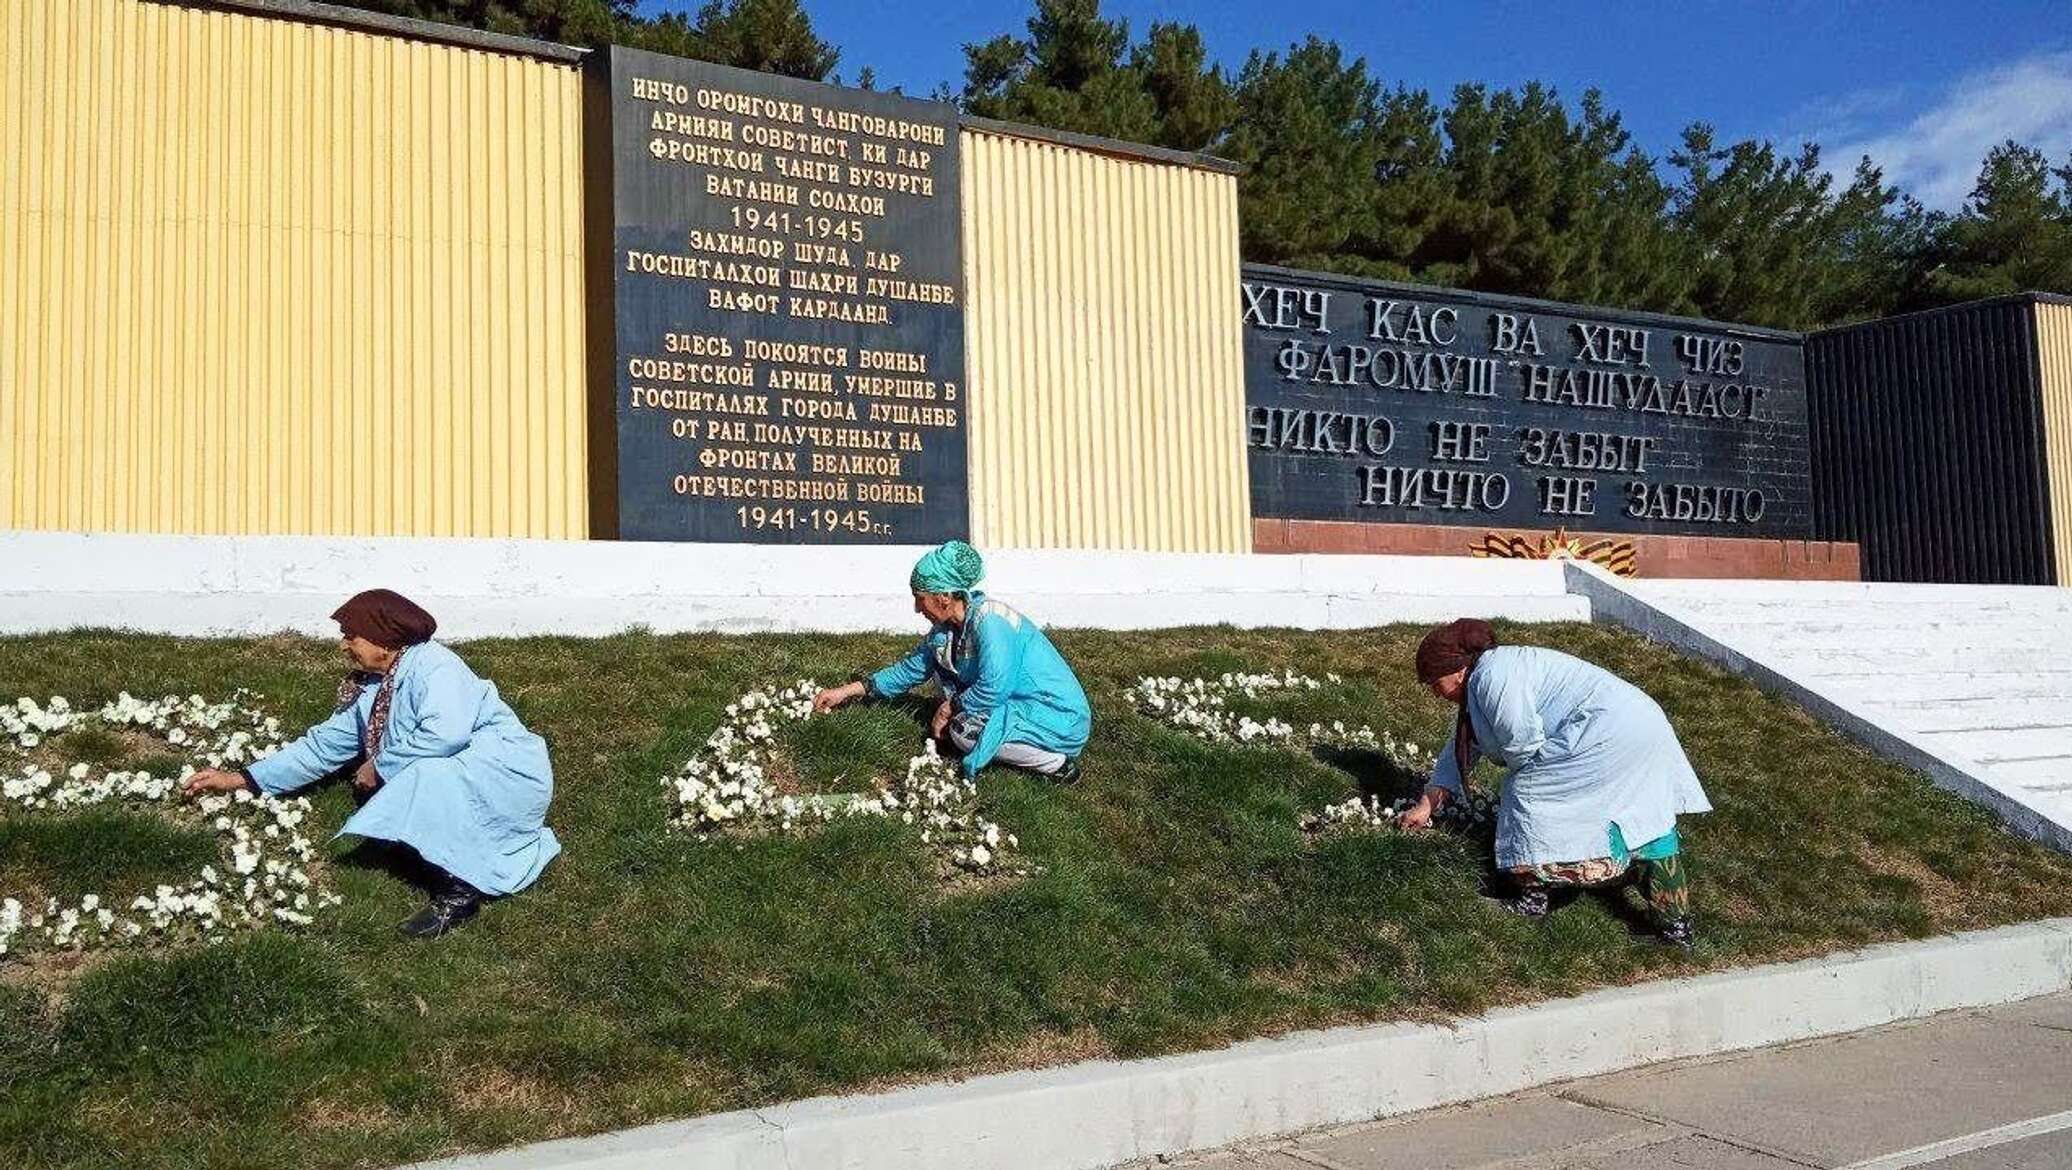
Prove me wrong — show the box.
[1309,742,1503,876]
[334,837,435,895]
[1307,743,1425,803]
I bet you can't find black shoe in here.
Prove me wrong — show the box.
[1649,917,1696,951]
[1489,887,1551,919]
[1051,757,1082,785]
[399,877,484,939]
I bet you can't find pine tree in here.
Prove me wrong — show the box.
[326,0,632,47]
[635,0,839,81]
[1912,143,2072,304]
[961,0,1157,143]
[960,0,1232,150]
[1669,126,1849,328]
[1812,158,1932,323]
[323,0,840,80]
[1130,22,1238,152]
[1223,37,1386,272]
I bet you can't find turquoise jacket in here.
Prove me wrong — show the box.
[249,641,561,896]
[1430,645,1710,869]
[869,591,1092,777]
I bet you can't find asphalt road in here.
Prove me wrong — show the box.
[1127,993,2072,1170]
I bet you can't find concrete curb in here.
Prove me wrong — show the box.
[405,918,2072,1170]
[1564,562,2072,854]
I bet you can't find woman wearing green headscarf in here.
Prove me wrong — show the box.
[813,541,1092,782]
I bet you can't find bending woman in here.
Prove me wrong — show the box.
[1398,619,1711,948]
[184,589,560,938]
[814,541,1092,783]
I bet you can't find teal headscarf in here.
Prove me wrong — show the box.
[910,540,985,595]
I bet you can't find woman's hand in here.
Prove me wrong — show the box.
[352,758,382,794]
[929,698,953,739]
[181,767,248,798]
[1397,784,1452,831]
[812,681,868,714]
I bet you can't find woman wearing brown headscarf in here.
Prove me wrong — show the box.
[184,589,560,938]
[1398,619,1711,949]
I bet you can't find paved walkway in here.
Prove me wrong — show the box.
[1129,993,2072,1170]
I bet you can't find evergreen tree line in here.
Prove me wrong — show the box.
[342,0,2072,331]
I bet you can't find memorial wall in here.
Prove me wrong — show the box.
[1807,294,2072,585]
[1243,266,1812,539]
[28,0,2070,583]
[606,48,969,544]
[0,0,592,539]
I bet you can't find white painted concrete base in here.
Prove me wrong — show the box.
[0,531,1586,636]
[403,918,2072,1170]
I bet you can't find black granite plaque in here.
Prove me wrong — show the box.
[609,47,967,543]
[1242,265,1812,538]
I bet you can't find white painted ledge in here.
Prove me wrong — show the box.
[399,918,2072,1170]
[0,531,1587,636]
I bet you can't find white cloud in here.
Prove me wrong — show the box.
[1828,48,2072,210]
[1790,83,1911,145]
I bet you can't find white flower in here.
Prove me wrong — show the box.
[661,680,1026,878]
[1,690,338,960]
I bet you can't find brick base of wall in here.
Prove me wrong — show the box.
[1254,519,1861,581]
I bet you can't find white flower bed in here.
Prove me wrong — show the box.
[1,692,343,960]
[663,681,1021,873]
[1126,671,1495,835]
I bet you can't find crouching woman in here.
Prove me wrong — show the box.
[813,541,1092,783]
[183,589,561,938]
[1398,619,1711,948]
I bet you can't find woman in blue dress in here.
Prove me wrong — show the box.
[814,541,1092,783]
[184,589,560,938]
[1397,619,1710,948]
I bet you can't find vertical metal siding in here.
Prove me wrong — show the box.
[2038,302,2072,584]
[960,128,1251,553]
[0,0,588,537]
[1807,299,2052,584]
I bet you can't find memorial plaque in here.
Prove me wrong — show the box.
[1242,265,1811,538]
[608,47,968,543]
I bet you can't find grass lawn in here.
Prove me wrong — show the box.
[3,622,2070,1170]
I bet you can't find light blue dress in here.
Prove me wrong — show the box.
[248,641,561,896]
[869,591,1092,777]
[1429,646,1710,870]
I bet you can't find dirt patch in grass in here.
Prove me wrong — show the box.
[2,623,2070,1170]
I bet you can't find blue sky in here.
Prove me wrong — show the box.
[638,1,2072,210]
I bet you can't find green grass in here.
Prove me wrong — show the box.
[0,810,222,903]
[784,694,933,795]
[2,622,2070,1170]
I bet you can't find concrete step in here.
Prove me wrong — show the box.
[1766,649,2072,677]
[1978,756,2072,788]
[1638,579,2072,607]
[1916,728,2072,765]
[1578,569,2072,853]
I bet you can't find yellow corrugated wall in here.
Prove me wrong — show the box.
[959,128,1251,552]
[0,0,588,537]
[2037,301,2072,585]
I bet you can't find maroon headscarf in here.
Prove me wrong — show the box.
[1415,619,1498,784]
[331,590,437,757]
[332,589,437,650]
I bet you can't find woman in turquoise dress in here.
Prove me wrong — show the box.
[814,541,1092,782]
[1398,619,1710,948]
[184,589,560,938]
